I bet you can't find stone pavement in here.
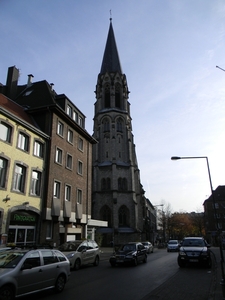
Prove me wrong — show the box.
[100,247,225,300]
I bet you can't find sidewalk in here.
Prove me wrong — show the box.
[100,247,224,300]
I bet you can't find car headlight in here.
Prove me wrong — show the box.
[179,251,186,256]
[201,251,208,256]
[66,253,75,259]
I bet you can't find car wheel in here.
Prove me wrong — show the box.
[93,255,99,266]
[143,255,147,263]
[206,258,212,268]
[178,259,186,268]
[0,285,15,300]
[74,258,81,270]
[55,274,66,293]
[133,258,138,266]
[151,248,154,253]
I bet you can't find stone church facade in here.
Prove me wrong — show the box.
[92,19,146,246]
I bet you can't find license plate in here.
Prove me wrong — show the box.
[190,259,198,262]
[117,259,124,263]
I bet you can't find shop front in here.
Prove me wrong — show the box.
[6,209,40,247]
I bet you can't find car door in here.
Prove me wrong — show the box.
[17,251,43,296]
[77,241,88,265]
[137,244,145,262]
[87,241,96,264]
[39,250,60,287]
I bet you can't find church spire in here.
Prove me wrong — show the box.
[100,19,122,74]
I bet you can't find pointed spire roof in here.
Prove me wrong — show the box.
[100,19,123,74]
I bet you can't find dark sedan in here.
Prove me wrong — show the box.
[178,237,211,268]
[109,242,147,267]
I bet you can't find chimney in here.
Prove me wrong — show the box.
[50,83,54,91]
[27,74,34,87]
[6,66,19,100]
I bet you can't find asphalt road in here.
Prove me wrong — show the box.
[20,248,214,300]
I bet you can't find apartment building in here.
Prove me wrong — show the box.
[0,93,48,246]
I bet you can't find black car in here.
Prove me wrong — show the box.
[177,237,211,268]
[109,242,147,267]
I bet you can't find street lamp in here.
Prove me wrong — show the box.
[171,155,225,297]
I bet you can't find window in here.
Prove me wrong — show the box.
[77,189,82,204]
[0,122,12,143]
[34,141,44,158]
[104,84,110,108]
[78,116,84,128]
[119,205,129,226]
[67,105,72,117]
[46,221,53,239]
[65,185,71,201]
[18,132,29,151]
[78,137,83,151]
[57,121,64,136]
[13,164,26,192]
[55,148,63,164]
[66,154,73,169]
[67,129,73,143]
[78,161,83,175]
[53,181,61,198]
[73,111,78,122]
[0,157,8,188]
[31,170,41,196]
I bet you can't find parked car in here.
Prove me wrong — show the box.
[109,242,147,267]
[0,248,70,300]
[167,240,179,252]
[58,240,100,270]
[177,237,211,268]
[142,241,154,254]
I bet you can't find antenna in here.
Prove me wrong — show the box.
[110,9,112,21]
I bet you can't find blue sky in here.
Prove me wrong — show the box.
[1,0,225,213]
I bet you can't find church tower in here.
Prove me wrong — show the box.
[92,19,145,246]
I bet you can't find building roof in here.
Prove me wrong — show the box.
[0,93,37,127]
[100,19,122,74]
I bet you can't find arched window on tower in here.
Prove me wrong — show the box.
[118,177,127,191]
[118,205,129,227]
[104,84,110,108]
[100,205,112,227]
[115,83,121,108]
[101,178,111,190]
[103,119,110,132]
[116,118,123,132]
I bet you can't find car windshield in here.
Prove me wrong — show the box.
[58,241,81,251]
[142,242,149,246]
[182,239,205,247]
[168,241,178,244]
[122,244,136,251]
[0,251,25,268]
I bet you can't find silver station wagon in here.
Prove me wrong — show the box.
[0,248,70,300]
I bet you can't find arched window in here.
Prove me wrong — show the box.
[101,178,111,190]
[115,83,121,108]
[119,205,129,227]
[100,205,112,227]
[101,178,106,190]
[116,118,123,132]
[122,178,127,191]
[103,119,110,132]
[104,84,110,108]
[118,177,127,191]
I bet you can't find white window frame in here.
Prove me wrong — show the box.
[77,160,83,175]
[65,184,71,201]
[77,188,82,204]
[53,181,61,198]
[55,148,63,164]
[18,132,29,151]
[57,121,64,136]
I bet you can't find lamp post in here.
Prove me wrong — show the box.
[171,155,225,297]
